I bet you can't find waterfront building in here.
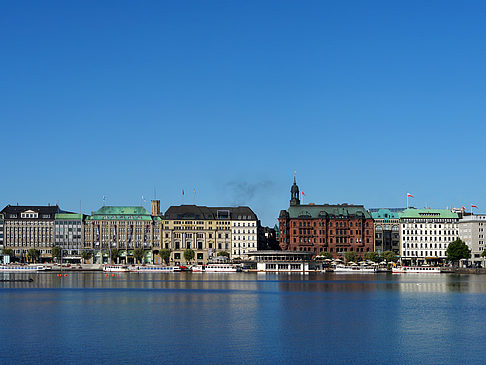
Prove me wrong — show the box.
[278,178,374,258]
[54,212,85,262]
[0,213,4,249]
[247,251,314,272]
[83,205,160,264]
[399,208,459,265]
[458,214,486,266]
[1,205,62,262]
[370,208,403,254]
[163,205,258,264]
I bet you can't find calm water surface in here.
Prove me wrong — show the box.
[1,272,485,364]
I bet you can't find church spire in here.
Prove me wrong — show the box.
[290,173,300,206]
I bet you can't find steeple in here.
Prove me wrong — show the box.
[290,175,300,206]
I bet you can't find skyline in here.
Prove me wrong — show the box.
[2,1,486,226]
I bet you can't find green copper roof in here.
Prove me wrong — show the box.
[287,204,371,219]
[89,206,153,221]
[398,208,458,219]
[371,209,400,220]
[55,213,83,220]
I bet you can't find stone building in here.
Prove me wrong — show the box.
[83,205,161,264]
[399,208,459,265]
[162,205,259,264]
[278,179,374,258]
[54,212,85,262]
[370,208,402,254]
[1,205,62,262]
[458,214,486,266]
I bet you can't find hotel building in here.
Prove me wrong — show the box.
[399,208,459,265]
[370,208,402,254]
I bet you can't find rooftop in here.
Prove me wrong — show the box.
[284,204,372,219]
[399,208,459,219]
[164,205,257,220]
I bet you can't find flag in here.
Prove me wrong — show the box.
[182,189,185,196]
[302,191,305,196]
[407,193,414,198]
[472,205,478,209]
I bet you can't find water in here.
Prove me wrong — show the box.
[1,272,486,364]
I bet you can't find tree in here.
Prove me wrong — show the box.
[81,251,93,264]
[482,250,486,258]
[2,248,14,257]
[344,251,358,264]
[159,249,171,265]
[383,251,398,263]
[318,251,333,260]
[110,248,120,264]
[447,239,471,265]
[51,246,62,262]
[27,248,40,263]
[217,251,230,258]
[364,252,380,262]
[183,249,195,264]
[133,248,145,264]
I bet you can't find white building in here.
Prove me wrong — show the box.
[231,212,259,260]
[399,208,459,265]
[458,214,486,266]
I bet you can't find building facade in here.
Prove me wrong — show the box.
[458,214,486,266]
[278,179,374,258]
[371,208,402,254]
[163,205,259,264]
[83,205,161,264]
[399,208,459,265]
[0,213,4,249]
[1,205,62,262]
[55,213,84,261]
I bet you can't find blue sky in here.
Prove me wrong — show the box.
[1,1,486,226]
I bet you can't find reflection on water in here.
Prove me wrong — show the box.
[1,272,486,364]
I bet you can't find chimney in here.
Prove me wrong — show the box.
[151,200,160,216]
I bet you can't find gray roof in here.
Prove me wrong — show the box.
[164,205,257,220]
[282,204,372,219]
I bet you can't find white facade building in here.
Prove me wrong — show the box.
[231,218,258,259]
[399,209,459,265]
[458,214,486,266]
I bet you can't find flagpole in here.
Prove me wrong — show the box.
[407,194,408,209]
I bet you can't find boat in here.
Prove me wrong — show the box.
[392,266,441,274]
[192,264,241,272]
[0,265,48,272]
[132,265,181,272]
[333,264,376,273]
[103,265,130,272]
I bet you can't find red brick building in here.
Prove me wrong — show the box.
[278,178,374,258]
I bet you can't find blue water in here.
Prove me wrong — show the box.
[1,272,485,364]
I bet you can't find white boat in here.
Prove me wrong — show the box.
[103,265,130,272]
[0,265,47,272]
[192,264,241,273]
[333,264,376,273]
[132,265,181,272]
[392,266,441,274]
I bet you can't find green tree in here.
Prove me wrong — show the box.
[183,249,195,264]
[27,248,40,263]
[482,250,486,258]
[51,246,62,262]
[318,251,333,260]
[81,251,93,264]
[159,249,171,265]
[447,239,471,265]
[110,248,120,264]
[133,248,145,264]
[364,252,381,263]
[2,248,14,257]
[383,251,398,263]
[344,251,358,264]
[217,251,230,258]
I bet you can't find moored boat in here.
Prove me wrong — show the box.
[0,265,47,272]
[132,265,181,272]
[333,264,376,273]
[192,264,241,272]
[392,266,441,274]
[103,265,130,272]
